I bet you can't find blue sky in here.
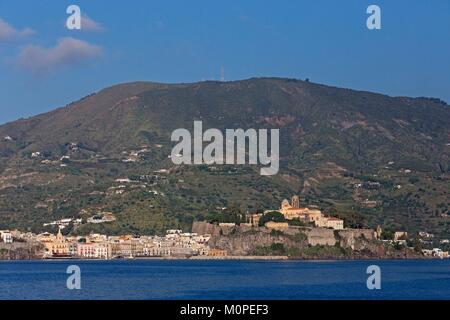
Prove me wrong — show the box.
[0,0,449,124]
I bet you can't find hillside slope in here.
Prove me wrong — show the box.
[0,78,449,237]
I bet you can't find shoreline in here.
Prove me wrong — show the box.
[0,255,443,262]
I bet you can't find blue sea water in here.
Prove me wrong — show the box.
[0,259,449,300]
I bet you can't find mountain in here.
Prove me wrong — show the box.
[0,78,449,237]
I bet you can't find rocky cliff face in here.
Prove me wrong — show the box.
[0,242,44,260]
[192,222,422,259]
[208,229,309,256]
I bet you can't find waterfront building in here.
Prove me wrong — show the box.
[431,248,449,259]
[68,242,78,256]
[143,244,172,257]
[110,239,145,258]
[208,249,227,257]
[77,242,110,259]
[20,223,271,260]
[77,243,96,258]
[42,228,69,257]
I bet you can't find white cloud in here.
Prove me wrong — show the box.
[0,18,35,42]
[81,15,106,32]
[17,37,102,74]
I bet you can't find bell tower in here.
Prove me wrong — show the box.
[292,195,300,209]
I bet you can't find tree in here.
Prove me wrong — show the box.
[288,218,306,227]
[381,230,394,240]
[221,206,243,224]
[258,211,285,226]
[409,238,423,252]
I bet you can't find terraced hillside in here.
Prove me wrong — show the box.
[0,78,449,238]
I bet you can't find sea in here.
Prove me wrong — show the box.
[0,259,449,300]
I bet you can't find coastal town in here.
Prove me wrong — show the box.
[1,195,449,260]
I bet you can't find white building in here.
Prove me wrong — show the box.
[0,231,13,243]
[77,242,110,259]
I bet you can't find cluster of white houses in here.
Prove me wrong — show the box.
[35,229,213,259]
[3,195,449,259]
[0,196,344,260]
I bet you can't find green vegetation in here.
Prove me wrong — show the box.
[381,230,394,240]
[301,245,351,258]
[254,243,287,256]
[258,211,285,226]
[287,218,307,227]
[0,78,448,238]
